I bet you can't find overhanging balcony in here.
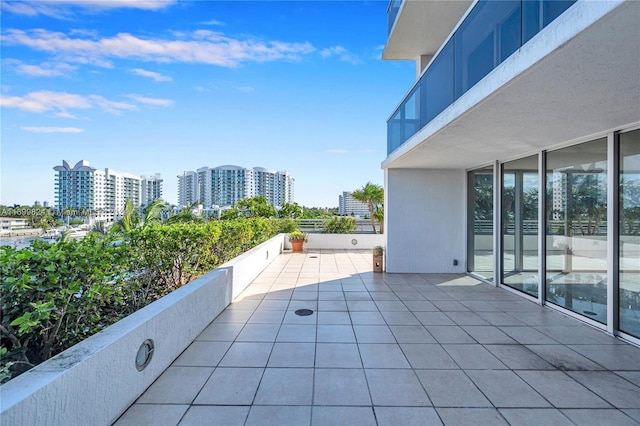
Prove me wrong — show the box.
[387,0,581,157]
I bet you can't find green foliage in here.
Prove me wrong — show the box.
[0,218,283,383]
[279,202,303,219]
[1,235,129,382]
[323,216,357,234]
[234,196,277,218]
[68,219,85,226]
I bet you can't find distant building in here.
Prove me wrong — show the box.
[338,191,369,217]
[180,165,294,208]
[34,201,41,207]
[54,160,160,221]
[0,217,29,231]
[141,174,163,206]
[43,201,50,208]
[177,171,199,207]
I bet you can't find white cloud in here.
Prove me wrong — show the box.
[131,68,172,82]
[0,90,91,113]
[20,126,85,133]
[125,94,174,107]
[2,29,316,68]
[202,19,225,26]
[327,149,348,154]
[14,61,76,77]
[0,90,171,116]
[320,45,362,65]
[1,0,176,18]
[236,86,254,93]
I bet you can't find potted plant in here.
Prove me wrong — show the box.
[288,230,308,253]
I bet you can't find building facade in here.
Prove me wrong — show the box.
[338,191,369,217]
[141,174,163,207]
[54,160,161,221]
[383,0,639,341]
[180,165,294,208]
[177,171,199,208]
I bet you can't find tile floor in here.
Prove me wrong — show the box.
[114,250,640,426]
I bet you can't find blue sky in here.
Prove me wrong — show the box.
[0,0,413,207]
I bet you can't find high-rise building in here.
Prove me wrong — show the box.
[382,0,639,340]
[180,165,294,208]
[54,160,160,220]
[141,174,163,206]
[177,171,199,207]
[338,191,369,217]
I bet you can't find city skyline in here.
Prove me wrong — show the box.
[0,0,414,207]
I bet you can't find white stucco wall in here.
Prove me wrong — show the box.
[385,168,466,273]
[0,235,285,426]
[284,233,385,251]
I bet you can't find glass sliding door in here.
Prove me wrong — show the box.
[545,139,608,324]
[502,155,539,296]
[619,129,640,338]
[468,168,494,281]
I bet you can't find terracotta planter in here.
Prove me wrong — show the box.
[290,240,304,253]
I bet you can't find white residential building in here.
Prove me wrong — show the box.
[338,191,369,217]
[181,165,294,208]
[177,171,199,208]
[383,0,639,340]
[141,174,163,207]
[54,160,159,221]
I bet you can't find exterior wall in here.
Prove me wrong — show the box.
[177,171,199,207]
[54,160,148,221]
[385,168,466,273]
[284,233,384,251]
[0,235,285,426]
[141,174,163,206]
[181,166,294,208]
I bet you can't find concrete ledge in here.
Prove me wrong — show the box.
[284,233,385,251]
[0,235,284,426]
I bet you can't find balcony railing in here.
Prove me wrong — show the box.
[387,0,576,155]
[387,0,403,35]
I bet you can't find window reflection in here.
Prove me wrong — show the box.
[468,169,494,281]
[502,156,539,296]
[619,129,640,338]
[546,139,608,324]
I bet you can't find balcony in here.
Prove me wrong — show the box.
[2,234,639,425]
[388,0,579,155]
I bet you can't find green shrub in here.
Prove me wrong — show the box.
[0,218,282,383]
[324,216,357,234]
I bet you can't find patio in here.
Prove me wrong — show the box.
[114,250,640,426]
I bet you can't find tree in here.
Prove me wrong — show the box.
[352,182,384,234]
[279,202,303,219]
[234,196,277,218]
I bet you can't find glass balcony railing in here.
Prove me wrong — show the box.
[387,0,403,35]
[387,0,576,155]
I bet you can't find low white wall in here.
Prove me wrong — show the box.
[0,235,285,426]
[385,168,466,273]
[283,233,385,251]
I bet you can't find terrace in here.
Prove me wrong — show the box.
[112,249,640,426]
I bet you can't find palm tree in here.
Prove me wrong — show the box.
[352,182,384,234]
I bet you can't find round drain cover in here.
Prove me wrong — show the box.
[295,309,314,316]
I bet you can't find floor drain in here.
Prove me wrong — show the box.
[295,309,314,316]
[309,255,318,258]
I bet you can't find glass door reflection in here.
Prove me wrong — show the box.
[502,156,539,297]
